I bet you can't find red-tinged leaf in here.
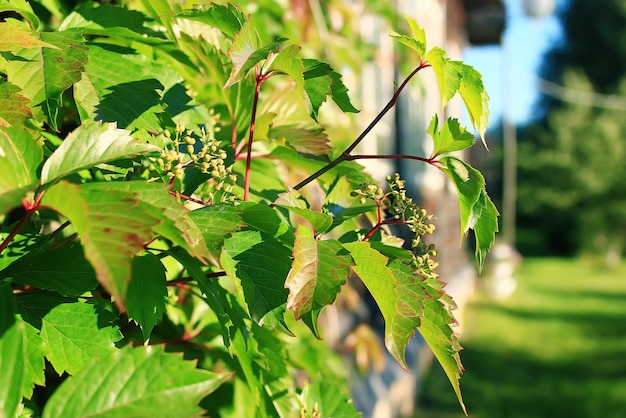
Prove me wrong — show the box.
[40,181,160,310]
[0,19,58,51]
[2,29,88,130]
[40,121,160,185]
[285,225,352,319]
[42,345,229,418]
[272,125,331,156]
[274,190,333,233]
[0,82,33,127]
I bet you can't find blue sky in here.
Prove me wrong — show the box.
[463,0,564,126]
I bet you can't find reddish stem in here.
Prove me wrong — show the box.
[0,191,44,256]
[243,66,267,201]
[348,153,436,165]
[168,190,211,206]
[293,61,431,190]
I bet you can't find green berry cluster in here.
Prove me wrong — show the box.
[152,118,238,204]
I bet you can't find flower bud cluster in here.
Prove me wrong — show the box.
[350,183,384,204]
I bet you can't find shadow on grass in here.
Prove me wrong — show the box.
[417,294,626,417]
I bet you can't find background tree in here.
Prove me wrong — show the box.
[516,0,626,264]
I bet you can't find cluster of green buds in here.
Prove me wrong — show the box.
[350,182,384,203]
[152,118,238,204]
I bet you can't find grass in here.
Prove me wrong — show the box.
[416,257,626,418]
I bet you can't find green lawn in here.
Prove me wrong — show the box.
[416,257,626,418]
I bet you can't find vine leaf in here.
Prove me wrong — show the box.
[440,156,499,270]
[40,181,160,310]
[0,282,26,417]
[389,14,426,59]
[418,274,466,415]
[1,29,88,130]
[300,380,360,418]
[272,125,331,157]
[41,121,160,185]
[274,190,333,233]
[0,241,98,297]
[0,127,42,213]
[175,2,246,40]
[187,204,245,266]
[42,345,229,418]
[225,16,286,88]
[285,225,353,320]
[40,301,122,376]
[0,82,34,127]
[0,19,58,51]
[127,254,167,341]
[302,59,359,121]
[220,230,291,326]
[22,320,46,400]
[428,115,475,157]
[344,242,425,369]
[266,44,304,90]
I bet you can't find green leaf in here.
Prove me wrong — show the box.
[427,115,475,156]
[175,3,247,39]
[238,202,294,246]
[40,181,160,309]
[127,254,167,341]
[21,320,46,400]
[0,0,40,32]
[266,44,304,91]
[0,82,33,128]
[440,156,498,269]
[300,379,359,418]
[285,226,352,320]
[225,16,286,88]
[425,47,461,107]
[187,204,244,266]
[83,181,211,264]
[302,59,359,121]
[272,125,331,156]
[418,276,466,415]
[274,190,333,233]
[40,301,122,375]
[390,15,427,58]
[42,345,229,418]
[220,230,291,324]
[0,127,42,213]
[0,241,98,297]
[41,121,160,185]
[0,282,25,418]
[345,243,429,368]
[2,29,88,130]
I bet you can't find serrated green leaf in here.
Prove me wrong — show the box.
[300,379,359,418]
[302,59,359,121]
[175,3,247,39]
[0,282,25,418]
[457,62,490,146]
[0,241,98,297]
[40,121,160,185]
[425,47,462,107]
[428,115,475,156]
[0,82,34,127]
[40,301,122,375]
[440,156,498,269]
[2,29,87,130]
[40,181,160,309]
[220,230,291,325]
[344,242,426,369]
[187,204,244,266]
[21,320,46,400]
[285,225,352,320]
[272,125,331,156]
[225,16,286,88]
[83,181,211,264]
[418,278,466,415]
[274,190,333,233]
[390,32,426,57]
[15,292,77,330]
[58,3,154,36]
[42,345,229,418]
[0,0,40,32]
[266,44,304,91]
[0,19,58,51]
[238,202,294,246]
[0,127,42,214]
[127,254,167,341]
